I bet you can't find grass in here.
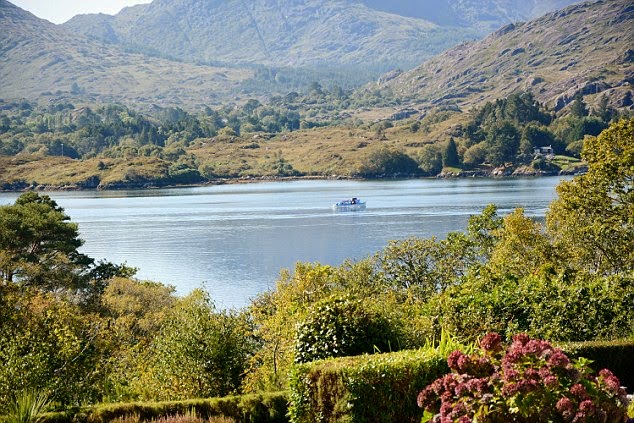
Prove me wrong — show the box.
[5,389,51,423]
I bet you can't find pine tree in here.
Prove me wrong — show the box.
[443,138,460,167]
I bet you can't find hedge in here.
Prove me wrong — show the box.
[563,338,634,393]
[39,392,289,423]
[287,338,634,423]
[288,349,449,423]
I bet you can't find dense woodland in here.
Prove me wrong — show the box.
[0,118,632,410]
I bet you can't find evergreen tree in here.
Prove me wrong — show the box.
[569,93,588,117]
[442,137,460,167]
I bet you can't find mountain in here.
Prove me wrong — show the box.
[0,0,251,107]
[370,0,634,111]
[359,0,583,29]
[62,0,584,70]
[62,0,481,70]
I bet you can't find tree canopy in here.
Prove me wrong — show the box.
[547,118,634,274]
[0,192,91,288]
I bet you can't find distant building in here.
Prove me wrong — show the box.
[533,145,554,157]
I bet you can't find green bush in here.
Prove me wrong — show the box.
[38,392,288,423]
[288,349,449,423]
[423,272,634,343]
[294,296,402,364]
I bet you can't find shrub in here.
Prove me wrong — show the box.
[289,348,450,423]
[38,392,288,423]
[294,296,401,364]
[6,389,51,423]
[417,333,629,422]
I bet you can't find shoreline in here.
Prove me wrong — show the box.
[0,167,583,193]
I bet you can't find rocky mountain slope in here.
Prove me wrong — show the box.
[371,0,633,111]
[360,0,582,29]
[62,0,479,69]
[0,0,251,107]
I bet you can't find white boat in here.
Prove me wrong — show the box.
[332,197,366,211]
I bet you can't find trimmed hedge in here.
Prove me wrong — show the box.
[563,338,634,393]
[39,392,289,423]
[288,349,448,423]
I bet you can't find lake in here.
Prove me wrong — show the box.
[0,177,568,309]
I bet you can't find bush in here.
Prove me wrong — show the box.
[289,348,450,423]
[294,296,402,364]
[417,333,629,422]
[357,147,421,177]
[39,392,289,423]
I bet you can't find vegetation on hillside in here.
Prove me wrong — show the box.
[0,90,629,189]
[0,119,632,414]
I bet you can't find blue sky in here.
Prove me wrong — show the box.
[11,0,152,24]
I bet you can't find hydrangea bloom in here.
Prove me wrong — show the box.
[417,333,629,423]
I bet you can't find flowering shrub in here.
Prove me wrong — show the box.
[417,333,629,423]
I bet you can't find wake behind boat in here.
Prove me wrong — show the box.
[332,197,366,211]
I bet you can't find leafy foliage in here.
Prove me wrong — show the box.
[131,290,256,401]
[356,147,421,177]
[294,296,401,363]
[289,348,450,423]
[547,118,634,275]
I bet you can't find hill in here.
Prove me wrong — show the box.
[0,0,252,108]
[359,0,582,29]
[367,0,634,112]
[62,0,480,70]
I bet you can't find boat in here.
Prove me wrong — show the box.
[332,197,366,211]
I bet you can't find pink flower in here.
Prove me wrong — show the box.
[570,383,589,400]
[556,397,574,413]
[448,350,465,371]
[598,368,621,394]
[479,332,503,352]
[547,350,570,368]
[543,375,559,388]
[512,333,530,345]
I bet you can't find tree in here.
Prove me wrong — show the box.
[0,286,102,407]
[569,93,588,117]
[484,121,520,166]
[462,142,487,166]
[0,192,92,289]
[442,138,460,167]
[133,290,256,401]
[376,233,476,299]
[487,208,554,277]
[358,147,421,177]
[417,145,443,175]
[547,118,634,275]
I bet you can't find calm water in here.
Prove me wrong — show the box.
[0,178,567,309]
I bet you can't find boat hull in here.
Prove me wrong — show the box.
[332,202,366,211]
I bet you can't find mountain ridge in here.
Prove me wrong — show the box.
[62,0,481,69]
[0,0,252,108]
[368,0,634,111]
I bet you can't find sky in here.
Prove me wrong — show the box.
[11,0,153,24]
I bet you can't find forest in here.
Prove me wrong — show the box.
[0,91,629,191]
[1,118,632,421]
